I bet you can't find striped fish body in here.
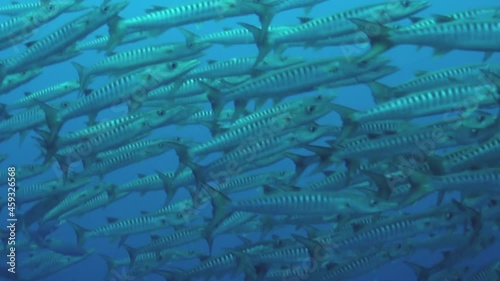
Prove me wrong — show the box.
[230,190,396,217]
[78,42,208,83]
[354,84,500,123]
[122,0,238,32]
[19,252,91,281]
[318,243,413,281]
[391,63,500,97]
[0,69,42,95]
[0,1,88,16]
[78,141,170,179]
[432,168,500,193]
[465,260,500,281]
[15,177,91,204]
[41,183,110,222]
[59,190,124,221]
[442,132,500,173]
[63,61,198,121]
[76,29,166,52]
[139,226,205,253]
[1,1,127,78]
[334,125,466,161]
[390,20,500,52]
[8,81,80,111]
[0,0,81,43]
[270,0,429,45]
[88,214,171,238]
[0,101,71,137]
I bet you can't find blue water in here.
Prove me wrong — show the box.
[0,0,499,280]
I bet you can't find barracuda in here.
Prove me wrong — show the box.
[207,56,389,117]
[185,55,304,80]
[428,132,500,174]
[133,226,205,258]
[333,83,500,137]
[316,243,414,281]
[242,0,429,63]
[70,212,187,246]
[0,0,88,16]
[179,123,333,185]
[59,189,125,221]
[368,63,500,103]
[75,29,166,53]
[205,184,398,234]
[54,108,194,176]
[399,168,500,205]
[107,0,242,51]
[18,251,93,281]
[0,68,42,95]
[0,0,83,45]
[75,142,172,179]
[0,100,72,143]
[0,163,53,187]
[317,202,477,251]
[3,80,80,113]
[41,183,113,223]
[13,176,91,204]
[405,6,500,30]
[180,25,289,47]
[353,18,500,62]
[73,41,210,88]
[184,92,336,159]
[38,60,199,138]
[0,0,128,84]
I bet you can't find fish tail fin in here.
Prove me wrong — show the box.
[292,234,331,265]
[403,261,430,280]
[67,221,88,246]
[71,62,89,89]
[106,16,126,52]
[349,18,393,60]
[367,81,395,103]
[157,171,176,203]
[402,170,433,206]
[122,243,139,265]
[330,103,359,141]
[363,170,394,200]
[238,22,271,67]
[201,81,224,118]
[200,183,232,235]
[34,100,63,144]
[100,254,117,273]
[178,27,199,47]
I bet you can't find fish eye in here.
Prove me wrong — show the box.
[309,125,317,132]
[169,62,178,69]
[315,95,322,101]
[30,165,35,170]
[306,105,316,113]
[396,243,402,249]
[176,213,184,219]
[62,102,69,108]
[157,109,165,116]
[49,5,55,10]
[445,212,453,220]
[400,0,410,7]
[102,5,110,12]
[477,115,486,122]
[370,199,378,206]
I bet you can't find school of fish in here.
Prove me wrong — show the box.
[0,0,499,280]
